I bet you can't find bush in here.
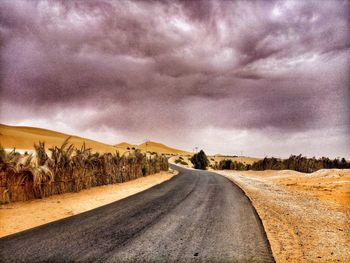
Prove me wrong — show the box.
[190,150,209,170]
[214,159,248,170]
[174,158,188,165]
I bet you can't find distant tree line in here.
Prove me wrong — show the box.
[214,155,350,173]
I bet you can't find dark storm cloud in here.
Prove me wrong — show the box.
[0,0,349,156]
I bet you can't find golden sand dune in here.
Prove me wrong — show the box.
[0,124,189,155]
[115,141,191,155]
[0,124,116,153]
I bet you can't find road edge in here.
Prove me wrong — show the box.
[213,171,277,263]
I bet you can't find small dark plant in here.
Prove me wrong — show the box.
[190,150,209,170]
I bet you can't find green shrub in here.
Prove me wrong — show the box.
[215,159,248,170]
[190,150,209,170]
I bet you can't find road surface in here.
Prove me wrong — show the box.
[0,164,274,262]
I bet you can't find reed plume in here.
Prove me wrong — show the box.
[0,138,168,203]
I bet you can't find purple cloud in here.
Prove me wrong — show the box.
[0,0,349,157]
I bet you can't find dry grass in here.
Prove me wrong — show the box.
[0,139,168,203]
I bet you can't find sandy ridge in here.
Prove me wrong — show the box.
[0,124,190,155]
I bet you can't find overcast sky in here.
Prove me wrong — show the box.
[1,0,349,158]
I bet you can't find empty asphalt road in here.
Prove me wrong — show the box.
[0,164,274,262]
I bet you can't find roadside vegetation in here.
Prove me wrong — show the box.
[213,155,350,173]
[214,159,247,170]
[0,138,168,203]
[174,157,189,166]
[190,150,209,170]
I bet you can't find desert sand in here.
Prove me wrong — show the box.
[0,124,189,155]
[0,171,177,238]
[216,169,350,262]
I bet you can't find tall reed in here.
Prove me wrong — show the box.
[0,139,168,203]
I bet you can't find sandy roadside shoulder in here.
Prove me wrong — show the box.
[216,169,350,263]
[0,170,177,238]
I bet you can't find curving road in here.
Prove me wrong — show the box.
[0,164,274,262]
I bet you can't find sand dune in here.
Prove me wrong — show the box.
[115,141,190,155]
[0,124,189,155]
[0,124,117,153]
